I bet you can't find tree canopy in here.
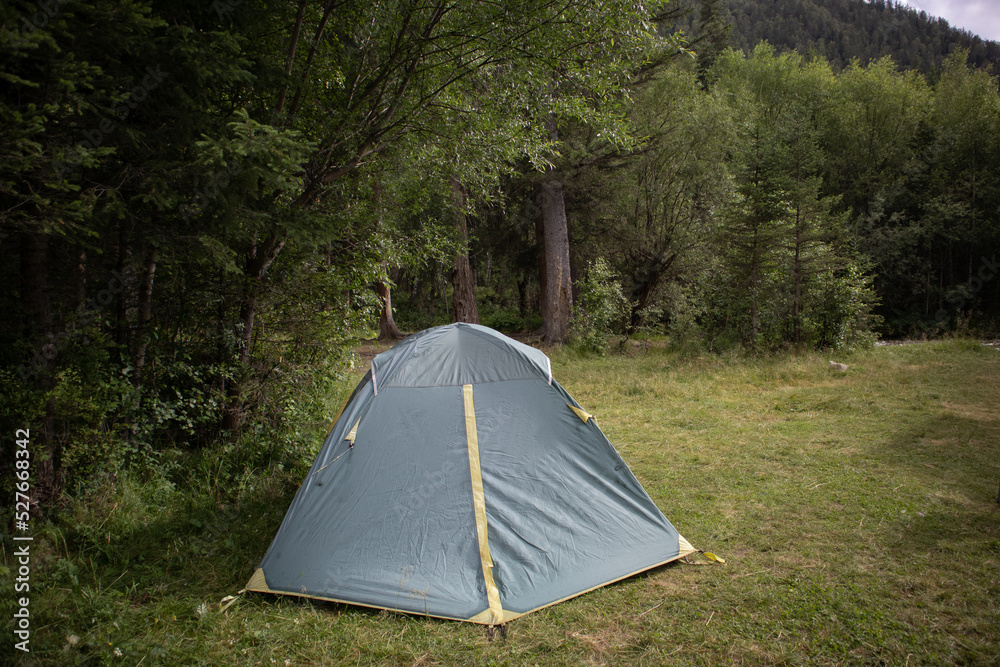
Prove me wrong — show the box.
[2,0,999,505]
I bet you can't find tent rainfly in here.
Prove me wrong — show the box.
[246,323,695,624]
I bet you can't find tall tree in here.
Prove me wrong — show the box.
[821,55,930,331]
[450,177,479,324]
[526,1,677,342]
[576,62,731,331]
[536,118,575,342]
[712,45,868,347]
[919,50,1000,324]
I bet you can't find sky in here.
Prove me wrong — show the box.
[900,0,1000,42]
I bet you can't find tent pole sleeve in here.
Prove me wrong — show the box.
[463,384,504,625]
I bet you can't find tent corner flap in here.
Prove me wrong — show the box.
[245,568,271,593]
[677,534,697,558]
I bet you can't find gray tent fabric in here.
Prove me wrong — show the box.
[246,323,695,624]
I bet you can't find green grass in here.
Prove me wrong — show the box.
[5,341,1000,665]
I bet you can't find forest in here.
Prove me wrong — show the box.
[2,0,999,507]
[703,0,1000,74]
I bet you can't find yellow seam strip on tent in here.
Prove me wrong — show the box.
[567,403,593,423]
[463,384,504,626]
[345,419,360,445]
[467,607,523,624]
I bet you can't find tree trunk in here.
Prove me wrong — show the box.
[629,265,664,333]
[20,232,59,499]
[750,240,760,345]
[535,211,548,334]
[237,291,258,365]
[236,232,286,363]
[223,231,286,431]
[536,117,573,344]
[21,232,52,342]
[538,178,573,344]
[371,180,404,341]
[517,277,528,318]
[132,247,158,387]
[450,177,479,324]
[115,222,130,350]
[793,235,802,344]
[274,0,308,117]
[377,270,404,340]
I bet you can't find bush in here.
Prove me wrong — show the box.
[478,301,528,333]
[572,258,631,354]
[816,263,883,350]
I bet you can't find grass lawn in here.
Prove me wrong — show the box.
[7,340,1000,665]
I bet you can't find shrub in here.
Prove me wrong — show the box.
[572,258,631,354]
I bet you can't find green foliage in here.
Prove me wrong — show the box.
[649,11,1000,338]
[660,280,711,352]
[823,56,931,220]
[816,263,883,350]
[477,289,532,333]
[566,44,900,353]
[575,62,730,333]
[2,0,688,500]
[572,258,631,354]
[701,46,870,349]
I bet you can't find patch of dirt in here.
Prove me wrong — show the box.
[567,631,611,655]
[354,342,385,367]
[649,573,700,597]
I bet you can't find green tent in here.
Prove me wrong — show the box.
[246,323,694,624]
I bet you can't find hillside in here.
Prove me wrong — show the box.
[674,0,1000,74]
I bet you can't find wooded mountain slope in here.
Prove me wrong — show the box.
[675,0,1000,74]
